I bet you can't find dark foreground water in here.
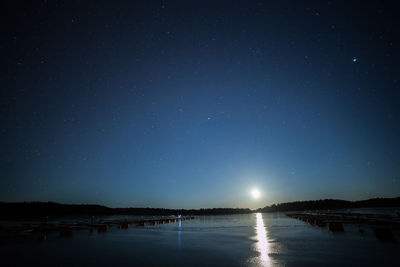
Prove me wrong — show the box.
[1,211,400,266]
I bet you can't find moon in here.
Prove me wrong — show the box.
[251,188,261,199]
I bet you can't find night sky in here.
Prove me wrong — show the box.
[1,1,399,209]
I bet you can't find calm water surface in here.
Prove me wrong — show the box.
[1,212,400,266]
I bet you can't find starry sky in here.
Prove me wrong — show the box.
[1,1,399,209]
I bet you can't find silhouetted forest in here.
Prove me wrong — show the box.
[257,197,400,212]
[1,197,399,218]
[0,202,252,218]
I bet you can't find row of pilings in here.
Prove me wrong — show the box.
[60,216,195,237]
[8,216,195,241]
[286,213,399,242]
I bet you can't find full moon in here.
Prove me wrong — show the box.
[251,188,261,199]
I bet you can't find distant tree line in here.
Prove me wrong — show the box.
[0,202,252,218]
[257,197,400,212]
[1,197,399,218]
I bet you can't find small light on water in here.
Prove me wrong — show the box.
[178,216,182,247]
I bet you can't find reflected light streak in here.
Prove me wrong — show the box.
[255,213,271,267]
[178,218,182,247]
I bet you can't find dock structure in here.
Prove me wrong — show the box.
[286,212,400,241]
[0,216,195,242]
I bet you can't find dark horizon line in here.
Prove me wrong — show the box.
[1,195,400,210]
[1,196,399,218]
[1,195,399,209]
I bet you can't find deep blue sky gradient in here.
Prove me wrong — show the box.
[1,1,399,208]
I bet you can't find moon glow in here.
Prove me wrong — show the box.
[251,188,261,199]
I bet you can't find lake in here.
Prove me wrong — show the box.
[1,211,400,266]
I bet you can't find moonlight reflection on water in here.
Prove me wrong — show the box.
[255,213,271,267]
